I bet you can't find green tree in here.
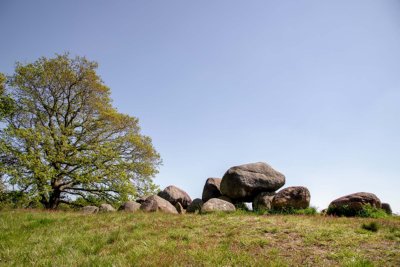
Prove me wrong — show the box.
[0,54,161,209]
[0,73,15,119]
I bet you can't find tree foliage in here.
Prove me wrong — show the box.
[0,73,15,119]
[0,54,161,209]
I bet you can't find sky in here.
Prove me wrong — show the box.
[1,1,399,213]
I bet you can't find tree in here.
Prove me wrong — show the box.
[0,54,161,209]
[0,73,14,119]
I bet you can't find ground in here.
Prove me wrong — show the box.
[0,210,399,266]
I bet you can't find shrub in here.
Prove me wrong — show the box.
[327,204,388,218]
[265,206,318,215]
[358,204,388,219]
[361,222,379,232]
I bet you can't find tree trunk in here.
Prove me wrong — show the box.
[42,188,61,209]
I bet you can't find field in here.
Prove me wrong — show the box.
[0,210,399,266]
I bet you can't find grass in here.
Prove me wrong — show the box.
[0,210,399,266]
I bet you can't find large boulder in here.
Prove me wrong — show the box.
[82,206,99,214]
[327,192,381,217]
[220,162,285,202]
[202,178,222,202]
[158,185,192,209]
[272,186,310,210]
[218,196,233,203]
[140,195,178,214]
[252,192,275,211]
[99,204,116,212]
[201,198,236,213]
[175,202,185,214]
[186,198,203,213]
[119,201,141,212]
[381,203,392,215]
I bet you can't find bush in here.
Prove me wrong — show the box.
[327,204,388,218]
[358,204,388,219]
[362,222,379,232]
[264,206,318,215]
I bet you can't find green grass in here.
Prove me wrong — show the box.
[0,210,399,266]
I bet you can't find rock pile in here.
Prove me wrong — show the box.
[80,161,392,216]
[195,162,310,213]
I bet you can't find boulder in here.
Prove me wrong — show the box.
[119,201,141,212]
[135,197,147,204]
[220,162,285,202]
[158,185,192,208]
[252,192,275,211]
[218,196,233,203]
[272,186,310,210]
[186,198,203,213]
[202,178,222,202]
[99,204,116,212]
[201,198,236,213]
[82,206,99,214]
[175,202,185,214]
[140,195,178,214]
[381,203,392,215]
[235,202,250,211]
[327,192,381,217]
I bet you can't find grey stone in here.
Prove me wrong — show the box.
[218,196,233,203]
[99,204,116,212]
[135,197,147,204]
[202,178,222,202]
[158,185,192,209]
[140,195,178,214]
[175,202,185,214]
[327,192,381,217]
[201,198,236,213]
[220,162,285,202]
[82,206,99,214]
[119,201,141,212]
[272,186,311,210]
[252,192,275,211]
[381,203,392,215]
[186,198,203,213]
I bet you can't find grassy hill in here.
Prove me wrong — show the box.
[0,210,399,266]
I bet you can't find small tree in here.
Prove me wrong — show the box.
[0,54,161,209]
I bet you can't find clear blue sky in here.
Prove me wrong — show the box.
[1,1,399,213]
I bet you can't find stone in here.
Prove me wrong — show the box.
[119,201,141,212]
[202,178,222,202]
[140,195,178,214]
[381,203,392,215]
[252,192,275,211]
[175,202,185,214]
[158,185,192,209]
[272,186,310,210]
[201,198,236,213]
[99,203,116,212]
[82,206,99,214]
[135,197,147,204]
[327,192,381,217]
[218,196,233,203]
[186,198,203,213]
[220,162,285,202]
[235,202,250,211]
